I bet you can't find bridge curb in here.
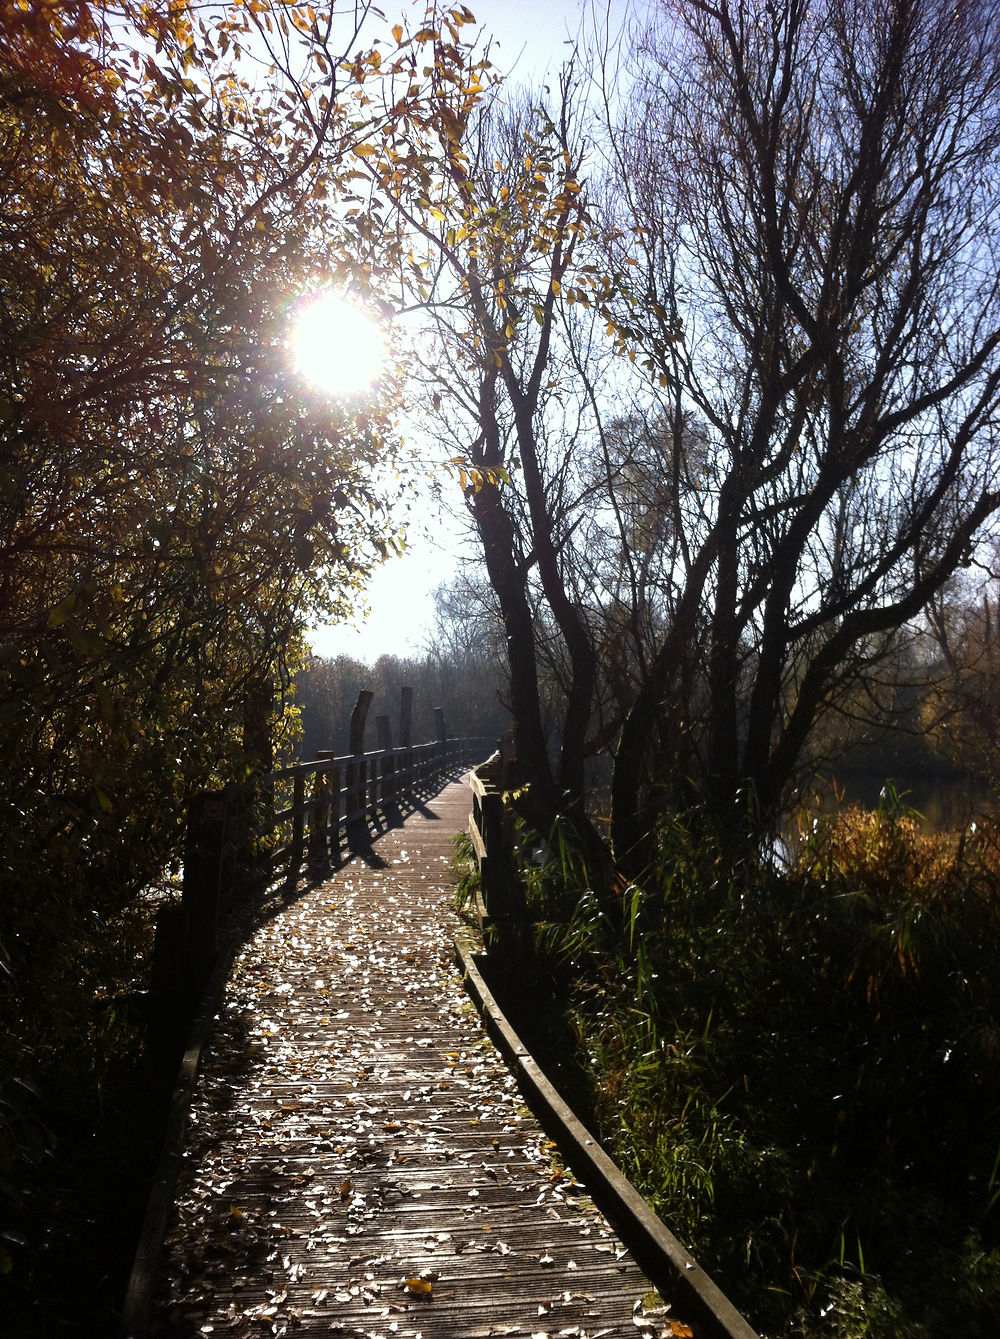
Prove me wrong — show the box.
[454,931,761,1339]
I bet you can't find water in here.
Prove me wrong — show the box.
[800,772,996,831]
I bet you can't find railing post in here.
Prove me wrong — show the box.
[399,687,413,746]
[348,690,373,829]
[467,757,525,928]
[291,770,305,869]
[349,689,374,755]
[309,769,329,863]
[481,790,507,913]
[327,763,341,855]
[345,757,358,824]
[376,714,394,807]
[433,709,446,783]
[371,755,381,815]
[182,790,228,996]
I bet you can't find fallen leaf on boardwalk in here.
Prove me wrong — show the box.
[668,1325,694,1337]
[633,1292,669,1320]
[154,797,666,1338]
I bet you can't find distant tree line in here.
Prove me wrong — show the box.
[295,580,511,759]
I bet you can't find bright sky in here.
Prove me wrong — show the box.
[305,0,630,663]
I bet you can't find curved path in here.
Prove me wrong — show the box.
[147,779,694,1338]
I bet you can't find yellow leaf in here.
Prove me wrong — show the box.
[47,593,77,628]
[403,1278,433,1296]
[352,144,379,157]
[392,22,403,42]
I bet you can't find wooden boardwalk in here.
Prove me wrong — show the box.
[147,778,694,1339]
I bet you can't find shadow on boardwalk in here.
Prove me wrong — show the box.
[143,778,688,1339]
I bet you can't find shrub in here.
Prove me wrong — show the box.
[511,796,1000,1336]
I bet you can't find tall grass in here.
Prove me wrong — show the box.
[508,795,1000,1337]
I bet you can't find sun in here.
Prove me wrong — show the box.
[289,293,388,396]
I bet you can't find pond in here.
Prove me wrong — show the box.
[771,772,997,868]
[794,771,996,831]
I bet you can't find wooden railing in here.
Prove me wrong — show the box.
[148,725,496,1035]
[267,734,493,869]
[466,754,522,926]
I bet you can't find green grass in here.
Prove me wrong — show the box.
[451,831,482,916]
[501,798,1000,1337]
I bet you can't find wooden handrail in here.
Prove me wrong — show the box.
[263,735,496,870]
[147,684,499,1067]
[466,754,519,924]
[156,720,497,1028]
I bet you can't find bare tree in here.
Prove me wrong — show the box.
[600,0,1000,865]
[387,71,606,841]
[923,556,1000,783]
[380,0,1000,877]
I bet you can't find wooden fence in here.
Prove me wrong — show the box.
[267,733,493,869]
[148,706,496,1036]
[465,752,529,928]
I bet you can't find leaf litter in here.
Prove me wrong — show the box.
[152,787,694,1337]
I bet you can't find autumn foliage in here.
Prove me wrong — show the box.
[0,0,481,1319]
[514,792,1000,1335]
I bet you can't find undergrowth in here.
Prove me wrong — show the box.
[0,888,175,1336]
[508,791,1000,1338]
[452,831,482,918]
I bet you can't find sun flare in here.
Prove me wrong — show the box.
[289,293,387,396]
